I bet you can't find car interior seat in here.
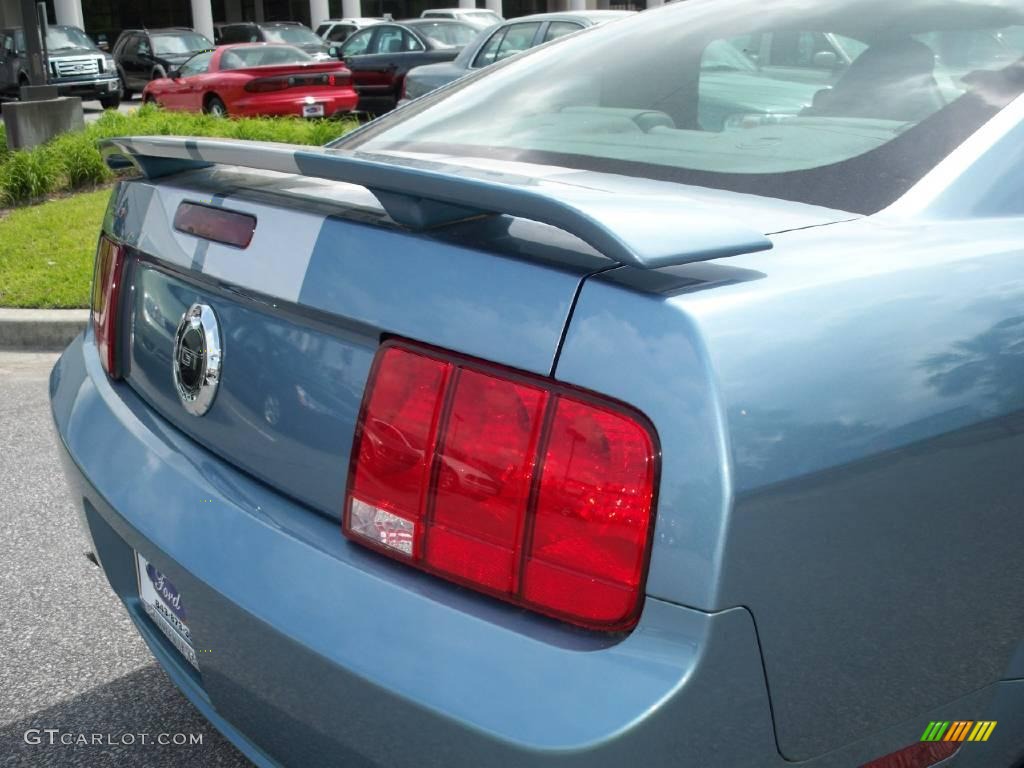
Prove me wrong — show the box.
[806,37,946,122]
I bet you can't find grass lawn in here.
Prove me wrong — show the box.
[0,187,109,308]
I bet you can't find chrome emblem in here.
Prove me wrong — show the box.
[173,303,222,416]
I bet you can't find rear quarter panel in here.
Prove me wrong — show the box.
[557,215,1024,760]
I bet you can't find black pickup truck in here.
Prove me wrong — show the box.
[0,24,120,107]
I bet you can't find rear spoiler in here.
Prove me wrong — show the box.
[101,136,772,270]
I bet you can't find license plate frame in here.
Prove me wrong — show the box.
[135,553,199,670]
[302,103,325,118]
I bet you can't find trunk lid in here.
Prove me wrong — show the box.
[113,167,609,520]
[102,136,839,522]
[230,61,347,78]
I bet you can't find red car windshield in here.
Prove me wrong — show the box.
[220,45,312,70]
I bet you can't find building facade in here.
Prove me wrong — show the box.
[0,0,655,45]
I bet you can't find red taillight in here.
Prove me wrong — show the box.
[174,202,256,248]
[860,742,960,768]
[244,71,350,91]
[91,235,124,378]
[344,340,659,631]
[244,77,290,93]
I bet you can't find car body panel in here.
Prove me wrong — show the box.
[54,324,1024,767]
[692,215,1024,759]
[112,169,600,519]
[52,332,787,767]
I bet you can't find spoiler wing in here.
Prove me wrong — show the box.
[101,136,772,270]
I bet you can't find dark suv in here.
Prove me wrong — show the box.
[112,27,211,98]
[214,21,333,60]
[0,24,120,107]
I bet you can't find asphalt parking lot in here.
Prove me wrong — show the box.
[0,351,251,767]
[81,98,136,124]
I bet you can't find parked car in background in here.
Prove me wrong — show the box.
[340,19,477,113]
[142,43,356,118]
[0,24,119,106]
[421,7,502,28]
[695,39,822,130]
[112,27,212,99]
[729,31,868,85]
[216,21,334,60]
[404,10,632,101]
[316,17,383,44]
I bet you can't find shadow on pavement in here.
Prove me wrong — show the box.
[1,663,252,767]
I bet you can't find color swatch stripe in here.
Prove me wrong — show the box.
[971,721,997,742]
[945,721,972,741]
[922,720,996,743]
[921,721,950,741]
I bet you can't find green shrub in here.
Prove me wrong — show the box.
[43,131,113,189]
[0,148,58,205]
[0,104,357,208]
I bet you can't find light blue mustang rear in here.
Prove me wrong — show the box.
[52,0,1024,766]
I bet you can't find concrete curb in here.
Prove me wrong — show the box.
[0,308,89,351]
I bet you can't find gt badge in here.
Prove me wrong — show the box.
[173,303,222,416]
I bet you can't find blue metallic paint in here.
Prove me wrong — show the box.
[52,325,1024,766]
[555,214,1024,760]
[51,91,1024,768]
[100,136,774,270]
[52,333,785,767]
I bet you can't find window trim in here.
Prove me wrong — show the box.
[540,20,585,44]
[178,49,214,77]
[492,21,544,64]
[343,25,379,56]
[472,26,508,69]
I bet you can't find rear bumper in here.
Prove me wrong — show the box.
[51,331,783,767]
[231,89,357,118]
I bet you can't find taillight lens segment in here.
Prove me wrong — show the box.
[345,341,658,631]
[91,235,124,378]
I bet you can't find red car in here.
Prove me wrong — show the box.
[142,43,358,118]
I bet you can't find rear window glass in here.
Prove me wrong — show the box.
[343,0,1024,215]
[220,45,311,69]
[152,32,211,55]
[262,25,321,45]
[416,22,478,47]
